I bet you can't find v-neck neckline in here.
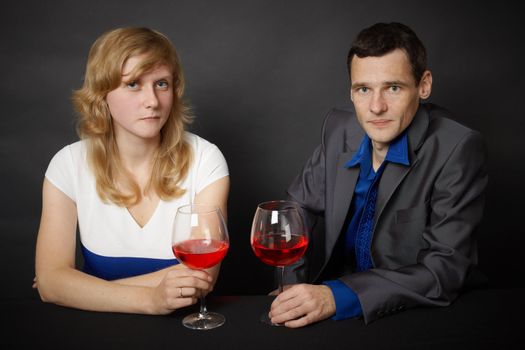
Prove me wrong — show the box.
[125,199,162,230]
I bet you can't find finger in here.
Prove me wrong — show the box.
[179,287,201,298]
[268,284,293,296]
[167,268,213,283]
[270,303,309,325]
[168,296,197,309]
[171,276,212,293]
[273,285,305,304]
[284,314,314,328]
[271,291,306,315]
[164,271,213,288]
[187,268,213,282]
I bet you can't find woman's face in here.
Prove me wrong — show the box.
[106,54,173,144]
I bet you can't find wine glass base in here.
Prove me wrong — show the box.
[260,312,284,326]
[182,312,225,330]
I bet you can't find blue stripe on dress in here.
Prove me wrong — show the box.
[81,243,179,280]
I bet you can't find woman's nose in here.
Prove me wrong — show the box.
[143,86,159,109]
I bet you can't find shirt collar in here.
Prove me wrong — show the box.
[345,131,410,168]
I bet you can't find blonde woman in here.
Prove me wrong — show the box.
[35,27,229,314]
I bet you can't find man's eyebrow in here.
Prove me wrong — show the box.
[351,80,411,89]
[383,80,410,86]
[350,82,367,89]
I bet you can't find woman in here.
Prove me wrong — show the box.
[34,27,229,314]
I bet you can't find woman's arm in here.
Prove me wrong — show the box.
[192,175,230,286]
[35,179,212,314]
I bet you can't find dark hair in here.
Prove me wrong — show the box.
[347,22,427,84]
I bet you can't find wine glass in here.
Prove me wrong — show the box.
[172,204,229,330]
[250,200,308,324]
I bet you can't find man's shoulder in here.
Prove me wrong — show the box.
[319,105,364,150]
[322,104,361,132]
[424,103,481,138]
[416,104,485,161]
[324,104,356,123]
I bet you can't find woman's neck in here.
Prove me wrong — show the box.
[115,133,160,189]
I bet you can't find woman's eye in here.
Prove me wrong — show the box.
[126,81,138,89]
[156,80,169,89]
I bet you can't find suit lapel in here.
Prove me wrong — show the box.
[375,161,414,221]
[375,104,429,224]
[328,152,359,255]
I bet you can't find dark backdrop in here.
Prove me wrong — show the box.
[1,0,524,299]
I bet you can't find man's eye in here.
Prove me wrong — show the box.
[390,85,400,92]
[358,87,368,93]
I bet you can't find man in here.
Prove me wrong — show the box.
[269,22,487,327]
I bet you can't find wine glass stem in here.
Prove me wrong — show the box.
[278,266,284,294]
[199,295,208,318]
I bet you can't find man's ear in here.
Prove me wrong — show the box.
[419,70,432,99]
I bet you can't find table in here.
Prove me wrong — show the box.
[4,288,524,349]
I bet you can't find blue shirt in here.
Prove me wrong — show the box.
[323,132,410,320]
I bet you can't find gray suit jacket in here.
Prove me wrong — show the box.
[286,103,488,323]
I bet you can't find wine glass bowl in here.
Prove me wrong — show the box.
[172,239,228,269]
[250,200,308,324]
[172,204,229,330]
[251,230,308,267]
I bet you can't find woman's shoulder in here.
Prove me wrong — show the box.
[45,140,88,201]
[50,140,86,164]
[184,132,222,153]
[183,131,228,171]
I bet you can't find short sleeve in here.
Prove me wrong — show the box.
[195,142,229,194]
[44,144,76,202]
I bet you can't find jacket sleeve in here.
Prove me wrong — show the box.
[283,111,331,284]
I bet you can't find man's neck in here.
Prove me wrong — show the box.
[371,141,389,172]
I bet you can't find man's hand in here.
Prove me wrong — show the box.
[269,283,336,328]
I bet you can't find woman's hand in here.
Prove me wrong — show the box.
[149,267,213,314]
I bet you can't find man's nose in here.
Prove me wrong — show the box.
[369,92,387,114]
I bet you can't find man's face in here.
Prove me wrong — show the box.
[350,49,431,151]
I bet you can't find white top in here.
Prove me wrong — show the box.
[45,132,229,279]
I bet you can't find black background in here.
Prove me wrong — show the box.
[1,0,524,299]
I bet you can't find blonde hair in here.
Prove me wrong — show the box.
[72,27,192,206]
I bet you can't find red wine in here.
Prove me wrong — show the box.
[172,239,229,269]
[251,233,308,267]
